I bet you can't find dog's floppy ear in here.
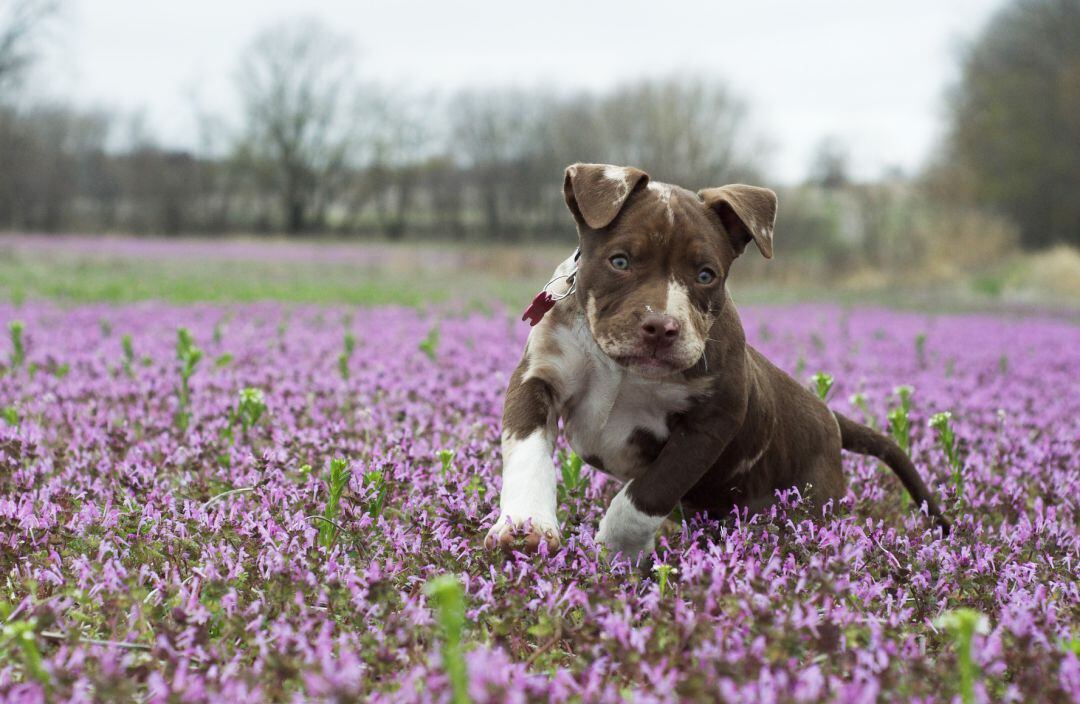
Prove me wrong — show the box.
[563,163,650,230]
[698,185,777,259]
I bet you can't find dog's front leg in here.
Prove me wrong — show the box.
[485,361,561,551]
[597,400,743,563]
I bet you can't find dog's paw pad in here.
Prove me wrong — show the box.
[485,515,560,552]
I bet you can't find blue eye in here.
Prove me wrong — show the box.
[697,268,717,285]
[609,255,630,271]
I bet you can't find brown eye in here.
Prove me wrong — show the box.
[609,254,630,271]
[696,267,717,285]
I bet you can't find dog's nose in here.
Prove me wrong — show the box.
[640,314,680,345]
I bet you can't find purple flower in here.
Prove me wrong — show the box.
[0,300,1074,702]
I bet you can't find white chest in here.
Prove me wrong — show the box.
[529,317,698,481]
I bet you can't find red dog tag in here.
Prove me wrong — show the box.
[522,291,556,326]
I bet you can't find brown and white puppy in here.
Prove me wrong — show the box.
[485,163,948,560]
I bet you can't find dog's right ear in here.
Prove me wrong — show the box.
[563,163,650,231]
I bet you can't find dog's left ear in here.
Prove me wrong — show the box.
[564,163,650,230]
[698,185,777,259]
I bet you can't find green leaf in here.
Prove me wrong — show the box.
[811,372,834,401]
[8,320,26,368]
[319,458,351,548]
[2,619,48,685]
[423,575,470,704]
[436,449,456,476]
[1,406,19,427]
[419,325,440,361]
[934,608,989,704]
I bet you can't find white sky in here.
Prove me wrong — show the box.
[38,0,1005,184]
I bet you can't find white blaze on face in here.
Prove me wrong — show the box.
[664,279,690,320]
[664,279,706,365]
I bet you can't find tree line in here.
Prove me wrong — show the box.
[0,12,761,240]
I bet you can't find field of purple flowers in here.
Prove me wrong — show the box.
[0,301,1077,702]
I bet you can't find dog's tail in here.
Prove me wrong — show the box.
[834,411,950,535]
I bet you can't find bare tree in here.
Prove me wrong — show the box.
[599,77,763,188]
[807,136,850,189]
[0,103,109,230]
[449,88,548,239]
[423,155,465,239]
[188,94,238,233]
[0,0,57,95]
[234,18,357,234]
[362,88,431,239]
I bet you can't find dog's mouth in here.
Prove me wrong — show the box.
[612,352,685,377]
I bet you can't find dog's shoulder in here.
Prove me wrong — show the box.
[523,305,592,398]
[518,255,598,394]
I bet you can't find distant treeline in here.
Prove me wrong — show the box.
[0,74,765,240]
[0,0,1077,253]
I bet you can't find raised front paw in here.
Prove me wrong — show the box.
[484,514,561,552]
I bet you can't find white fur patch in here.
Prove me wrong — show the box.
[496,429,558,532]
[602,165,632,205]
[585,293,599,331]
[551,251,577,282]
[664,278,690,319]
[564,359,696,480]
[731,446,767,476]
[602,165,630,183]
[528,259,725,481]
[596,483,665,559]
[565,325,702,480]
[648,181,675,224]
[664,279,707,367]
[529,293,701,481]
[524,314,589,399]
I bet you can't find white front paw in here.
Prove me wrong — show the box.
[596,486,664,562]
[485,513,561,551]
[596,513,655,559]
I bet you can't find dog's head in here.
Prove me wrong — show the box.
[563,163,777,379]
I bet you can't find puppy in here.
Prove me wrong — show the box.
[486,163,948,560]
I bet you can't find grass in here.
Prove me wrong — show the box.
[0,251,484,306]
[1,235,1078,315]
[0,237,555,308]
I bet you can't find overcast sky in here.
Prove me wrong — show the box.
[39,0,1005,184]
